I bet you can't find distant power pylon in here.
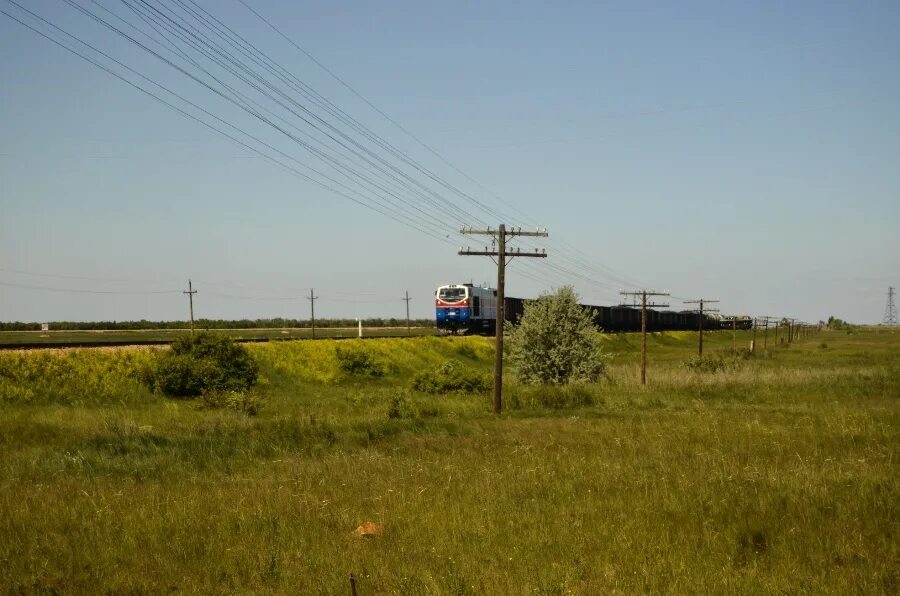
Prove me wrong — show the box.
[884,286,898,326]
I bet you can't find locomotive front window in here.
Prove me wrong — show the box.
[439,288,467,301]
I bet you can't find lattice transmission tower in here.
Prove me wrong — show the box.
[884,286,898,326]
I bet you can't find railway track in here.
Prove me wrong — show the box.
[0,328,437,350]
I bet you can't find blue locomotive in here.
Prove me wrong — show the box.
[435,284,499,334]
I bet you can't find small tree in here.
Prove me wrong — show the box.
[505,286,605,385]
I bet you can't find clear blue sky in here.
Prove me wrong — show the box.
[1,0,898,323]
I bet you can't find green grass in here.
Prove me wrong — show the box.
[0,329,897,593]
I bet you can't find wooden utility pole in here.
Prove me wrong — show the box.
[183,279,197,334]
[402,290,412,336]
[751,317,758,353]
[459,225,548,413]
[619,290,670,385]
[683,298,719,356]
[758,316,774,351]
[307,289,318,339]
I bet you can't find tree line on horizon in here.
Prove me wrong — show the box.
[0,318,436,332]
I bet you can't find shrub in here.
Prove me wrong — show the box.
[335,344,386,378]
[411,361,490,394]
[505,286,606,385]
[684,356,727,373]
[826,316,856,331]
[149,333,259,397]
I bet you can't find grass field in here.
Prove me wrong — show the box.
[1,329,897,593]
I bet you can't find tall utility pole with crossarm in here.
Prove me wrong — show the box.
[458,225,548,413]
[402,291,412,336]
[619,289,670,385]
[307,289,318,339]
[183,279,197,334]
[683,298,719,356]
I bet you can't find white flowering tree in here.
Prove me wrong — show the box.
[505,286,606,385]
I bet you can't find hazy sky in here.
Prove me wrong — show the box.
[1,0,898,323]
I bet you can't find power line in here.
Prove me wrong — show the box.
[7,1,712,299]
[57,0,463,237]
[232,0,647,289]
[0,280,180,295]
[233,0,529,227]
[122,0,488,232]
[11,1,640,295]
[0,266,177,284]
[1,2,458,244]
[229,0,656,285]
[118,0,478,232]
[182,0,489,227]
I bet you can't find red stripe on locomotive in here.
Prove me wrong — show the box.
[436,298,470,308]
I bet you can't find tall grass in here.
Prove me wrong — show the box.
[0,330,897,593]
[0,347,156,406]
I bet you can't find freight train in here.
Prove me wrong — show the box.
[435,283,752,334]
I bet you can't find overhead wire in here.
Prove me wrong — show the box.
[0,270,424,306]
[72,0,493,249]
[134,0,483,230]
[216,0,522,227]
[12,1,632,290]
[230,0,656,296]
[118,0,476,234]
[0,280,181,295]
[1,1,457,244]
[174,0,491,228]
[8,0,672,304]
[57,0,460,240]
[0,266,179,284]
